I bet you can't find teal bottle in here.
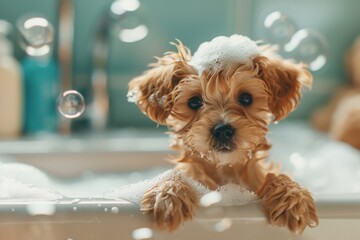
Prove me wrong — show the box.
[22,56,59,134]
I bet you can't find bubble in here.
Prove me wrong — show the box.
[73,207,77,212]
[111,206,119,214]
[111,0,140,15]
[127,87,139,103]
[110,0,148,43]
[58,90,86,119]
[264,11,297,46]
[132,228,153,240]
[200,191,222,207]
[17,16,54,56]
[284,29,327,71]
[104,208,108,212]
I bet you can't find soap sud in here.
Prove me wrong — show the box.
[103,169,258,206]
[0,161,63,201]
[0,162,51,188]
[147,92,167,108]
[269,121,360,195]
[0,177,63,201]
[1,121,360,204]
[127,87,139,103]
[189,35,260,75]
[148,93,156,106]
[158,95,167,108]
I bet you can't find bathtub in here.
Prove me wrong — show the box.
[0,122,360,240]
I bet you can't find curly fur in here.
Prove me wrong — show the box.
[129,37,318,233]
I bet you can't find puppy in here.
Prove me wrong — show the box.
[128,35,318,234]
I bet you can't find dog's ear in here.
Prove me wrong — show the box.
[128,41,197,125]
[255,54,312,121]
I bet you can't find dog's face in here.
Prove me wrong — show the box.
[128,37,312,165]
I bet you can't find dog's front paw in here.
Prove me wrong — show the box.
[258,174,319,234]
[140,178,199,231]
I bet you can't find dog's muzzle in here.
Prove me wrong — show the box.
[212,123,235,150]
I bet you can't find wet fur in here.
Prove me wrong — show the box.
[129,40,318,233]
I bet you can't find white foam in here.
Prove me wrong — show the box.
[103,169,257,206]
[0,162,51,188]
[0,177,63,201]
[189,35,261,75]
[269,121,360,195]
[0,161,62,201]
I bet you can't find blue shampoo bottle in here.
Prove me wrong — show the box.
[22,54,59,134]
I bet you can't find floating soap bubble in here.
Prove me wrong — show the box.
[57,90,86,119]
[110,0,148,43]
[264,11,297,46]
[132,228,153,240]
[284,28,327,71]
[111,0,140,16]
[17,16,54,56]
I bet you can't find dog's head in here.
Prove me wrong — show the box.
[128,35,312,165]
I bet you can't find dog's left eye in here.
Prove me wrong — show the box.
[188,96,203,110]
[238,92,253,107]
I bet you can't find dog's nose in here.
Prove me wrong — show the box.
[212,123,235,143]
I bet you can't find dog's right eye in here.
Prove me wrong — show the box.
[188,96,203,110]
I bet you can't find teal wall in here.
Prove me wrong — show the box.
[0,0,358,128]
[251,0,360,119]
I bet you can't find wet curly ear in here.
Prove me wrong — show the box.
[255,54,312,121]
[128,41,197,124]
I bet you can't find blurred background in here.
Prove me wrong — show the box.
[0,0,359,135]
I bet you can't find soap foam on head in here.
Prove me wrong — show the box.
[188,35,261,75]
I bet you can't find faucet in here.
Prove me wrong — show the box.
[56,0,146,132]
[90,0,145,130]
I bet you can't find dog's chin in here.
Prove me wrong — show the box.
[212,150,234,165]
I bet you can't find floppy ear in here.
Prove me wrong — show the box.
[128,41,197,124]
[255,54,312,121]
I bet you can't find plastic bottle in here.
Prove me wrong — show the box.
[22,51,59,134]
[0,21,22,138]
